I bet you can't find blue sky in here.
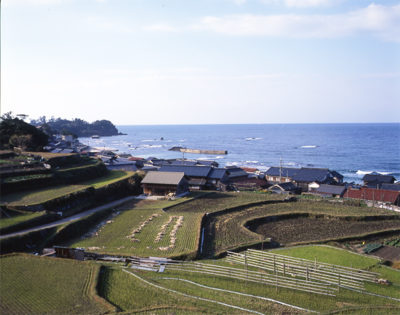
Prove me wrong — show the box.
[2,0,400,124]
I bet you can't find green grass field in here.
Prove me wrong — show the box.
[0,210,46,230]
[100,247,400,315]
[0,170,134,206]
[0,254,114,315]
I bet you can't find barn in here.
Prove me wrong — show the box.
[141,171,189,196]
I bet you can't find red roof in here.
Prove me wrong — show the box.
[240,167,259,173]
[345,187,400,204]
[128,157,144,161]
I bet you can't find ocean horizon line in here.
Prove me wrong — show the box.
[116,122,400,127]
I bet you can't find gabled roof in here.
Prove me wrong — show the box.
[142,171,186,185]
[265,167,299,177]
[196,160,219,167]
[363,173,396,184]
[169,160,198,166]
[381,183,400,191]
[159,165,212,177]
[225,166,248,178]
[292,168,338,183]
[315,184,346,195]
[208,168,228,180]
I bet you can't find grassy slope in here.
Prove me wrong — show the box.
[99,267,225,314]
[270,245,400,299]
[71,192,282,258]
[0,254,114,315]
[0,170,133,206]
[0,211,46,230]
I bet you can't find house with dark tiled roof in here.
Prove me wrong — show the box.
[310,184,346,198]
[265,167,299,184]
[141,171,189,196]
[291,168,343,192]
[225,166,249,182]
[207,168,229,190]
[363,173,396,188]
[158,165,212,190]
[381,183,400,192]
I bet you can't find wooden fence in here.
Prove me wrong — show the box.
[165,260,337,296]
[226,249,378,291]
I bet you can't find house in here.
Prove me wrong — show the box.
[381,183,400,191]
[158,165,212,190]
[141,171,189,196]
[344,187,400,205]
[102,157,138,171]
[363,173,396,188]
[265,167,299,184]
[225,166,249,182]
[291,168,343,192]
[310,184,346,198]
[207,168,230,190]
[268,182,298,194]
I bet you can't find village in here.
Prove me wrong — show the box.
[1,132,400,314]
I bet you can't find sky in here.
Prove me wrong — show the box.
[1,0,400,125]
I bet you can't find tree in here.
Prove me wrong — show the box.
[0,112,49,151]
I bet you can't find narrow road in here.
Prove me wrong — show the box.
[0,196,136,240]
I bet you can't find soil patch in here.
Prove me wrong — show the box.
[247,214,400,245]
[373,246,400,262]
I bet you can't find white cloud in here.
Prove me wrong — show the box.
[143,24,178,32]
[86,16,133,33]
[3,0,70,5]
[261,0,334,8]
[193,4,400,41]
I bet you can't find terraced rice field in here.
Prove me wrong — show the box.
[71,192,283,258]
[202,200,400,257]
[248,214,400,245]
[71,198,203,258]
[0,171,134,206]
[0,254,114,315]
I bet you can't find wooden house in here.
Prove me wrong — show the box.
[362,173,396,188]
[141,171,189,196]
[265,167,299,184]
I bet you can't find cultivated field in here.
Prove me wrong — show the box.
[0,170,134,206]
[0,254,114,315]
[71,192,283,258]
[248,214,400,245]
[202,199,400,257]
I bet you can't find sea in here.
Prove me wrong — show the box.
[80,123,400,184]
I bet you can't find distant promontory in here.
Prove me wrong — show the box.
[30,116,124,138]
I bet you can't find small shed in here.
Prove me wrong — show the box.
[311,184,346,198]
[268,182,298,194]
[141,171,189,196]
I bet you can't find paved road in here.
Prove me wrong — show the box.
[0,196,137,240]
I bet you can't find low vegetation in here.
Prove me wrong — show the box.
[0,170,134,207]
[0,254,114,315]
